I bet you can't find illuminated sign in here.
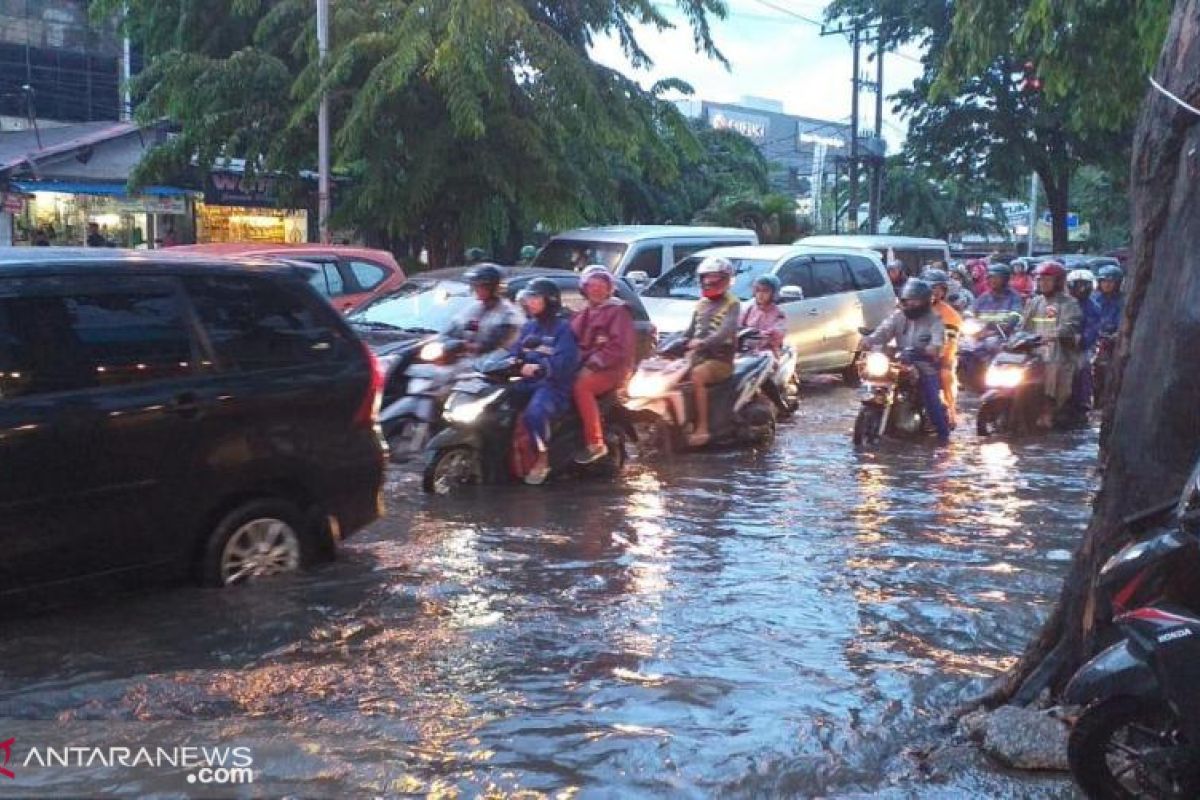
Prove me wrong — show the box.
[709,110,769,142]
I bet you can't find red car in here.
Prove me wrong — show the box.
[170,244,406,313]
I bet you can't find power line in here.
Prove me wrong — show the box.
[742,0,824,27]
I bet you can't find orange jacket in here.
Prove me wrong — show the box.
[933,300,962,367]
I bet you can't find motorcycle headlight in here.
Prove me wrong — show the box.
[863,352,891,378]
[444,390,501,424]
[627,372,671,399]
[985,364,1026,389]
[961,318,984,337]
[418,341,446,362]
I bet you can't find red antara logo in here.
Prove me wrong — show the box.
[0,737,14,779]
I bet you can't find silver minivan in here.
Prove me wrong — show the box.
[798,235,950,280]
[532,225,758,288]
[639,244,896,378]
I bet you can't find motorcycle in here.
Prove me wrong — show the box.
[851,337,936,448]
[1093,332,1117,408]
[379,337,468,462]
[1063,459,1200,799]
[957,314,1014,395]
[622,332,777,452]
[975,332,1046,436]
[421,351,632,494]
[739,330,800,415]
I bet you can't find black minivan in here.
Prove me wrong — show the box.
[0,249,385,594]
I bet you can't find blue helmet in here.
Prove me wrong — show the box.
[1097,264,1124,285]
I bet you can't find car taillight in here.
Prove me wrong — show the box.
[354,342,384,429]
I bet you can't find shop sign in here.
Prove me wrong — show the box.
[1,193,26,214]
[144,196,188,215]
[709,109,769,143]
[204,171,283,209]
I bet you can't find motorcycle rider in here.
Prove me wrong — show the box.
[971,264,1025,335]
[447,264,523,357]
[683,256,740,446]
[1094,264,1125,337]
[1067,269,1101,415]
[924,269,963,429]
[740,274,787,355]
[886,259,907,297]
[510,279,580,484]
[518,244,538,265]
[1020,261,1083,429]
[968,259,990,297]
[571,265,637,465]
[947,263,976,313]
[863,279,952,445]
[1010,260,1034,298]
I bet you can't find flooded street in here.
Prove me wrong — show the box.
[0,383,1093,798]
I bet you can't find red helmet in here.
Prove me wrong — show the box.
[1034,261,1067,279]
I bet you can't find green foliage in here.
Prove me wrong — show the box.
[1073,165,1131,251]
[693,192,804,244]
[880,157,1009,240]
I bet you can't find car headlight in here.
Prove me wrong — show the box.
[419,341,445,362]
[627,372,671,398]
[863,352,891,378]
[961,318,984,337]
[985,365,1026,389]
[444,390,501,424]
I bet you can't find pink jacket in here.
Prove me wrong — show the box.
[740,303,786,354]
[571,299,636,374]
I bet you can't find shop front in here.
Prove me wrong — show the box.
[197,171,310,245]
[7,180,191,247]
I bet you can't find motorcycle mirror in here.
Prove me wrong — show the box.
[779,285,804,302]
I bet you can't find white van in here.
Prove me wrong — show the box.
[797,235,950,279]
[533,225,758,288]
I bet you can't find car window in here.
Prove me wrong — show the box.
[890,248,923,277]
[184,275,348,370]
[774,258,813,301]
[612,283,649,320]
[847,255,886,290]
[305,261,347,297]
[353,280,473,334]
[808,259,855,298]
[0,279,194,398]
[559,287,587,315]
[348,260,388,291]
[532,240,627,272]
[643,257,774,301]
[919,248,947,270]
[626,245,664,278]
[672,243,710,263]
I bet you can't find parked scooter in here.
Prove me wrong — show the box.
[1063,459,1200,799]
[851,335,936,448]
[622,333,777,451]
[975,332,1046,436]
[379,337,468,462]
[957,314,1015,394]
[421,351,631,494]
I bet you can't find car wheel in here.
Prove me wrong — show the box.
[200,499,314,588]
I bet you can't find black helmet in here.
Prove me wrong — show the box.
[900,279,933,319]
[518,277,562,318]
[465,247,488,264]
[923,268,951,289]
[987,263,1012,280]
[465,264,504,289]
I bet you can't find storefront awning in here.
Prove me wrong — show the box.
[7,180,193,198]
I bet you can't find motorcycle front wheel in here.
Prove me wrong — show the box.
[422,446,482,495]
[1068,695,1197,800]
[853,405,884,448]
[976,402,1009,437]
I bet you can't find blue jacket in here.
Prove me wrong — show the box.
[972,288,1025,332]
[1093,292,1123,336]
[1078,296,1102,350]
[510,315,579,395]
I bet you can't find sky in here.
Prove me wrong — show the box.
[589,0,926,152]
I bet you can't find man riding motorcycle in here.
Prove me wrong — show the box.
[1010,260,1034,298]
[571,265,637,465]
[1067,269,1101,415]
[972,264,1025,335]
[683,256,740,446]
[947,263,975,313]
[510,279,580,484]
[1094,264,1125,336]
[446,264,523,357]
[924,269,962,429]
[1019,261,1083,429]
[862,279,952,445]
[741,274,787,355]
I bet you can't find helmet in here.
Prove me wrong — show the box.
[899,279,933,319]
[465,264,504,289]
[1012,260,1029,274]
[1067,269,1096,288]
[517,277,562,317]
[1034,261,1067,280]
[987,264,1012,279]
[519,245,537,261]
[923,268,950,288]
[579,264,615,291]
[1097,264,1124,284]
[752,274,781,301]
[697,256,735,278]
[464,247,488,264]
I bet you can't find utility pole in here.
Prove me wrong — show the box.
[316,0,331,244]
[848,25,861,233]
[121,3,132,121]
[1027,172,1039,257]
[869,33,885,234]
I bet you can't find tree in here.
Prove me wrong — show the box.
[972,0,1200,707]
[100,0,728,265]
[1072,165,1131,252]
[880,157,1009,241]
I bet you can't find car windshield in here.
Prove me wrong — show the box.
[532,240,627,272]
[348,279,474,333]
[643,257,775,301]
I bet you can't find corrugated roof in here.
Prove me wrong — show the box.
[0,121,144,174]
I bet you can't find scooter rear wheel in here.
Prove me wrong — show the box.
[1068,695,1195,800]
[422,447,481,495]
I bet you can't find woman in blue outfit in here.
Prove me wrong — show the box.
[510,278,579,484]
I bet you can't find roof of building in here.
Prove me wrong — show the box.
[0,121,151,174]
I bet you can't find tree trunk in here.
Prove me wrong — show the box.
[973,0,1200,709]
[1042,169,1071,254]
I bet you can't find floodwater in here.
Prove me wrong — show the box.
[0,383,1092,798]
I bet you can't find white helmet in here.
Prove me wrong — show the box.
[697,256,735,277]
[1067,269,1096,289]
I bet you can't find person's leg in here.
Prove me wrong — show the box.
[689,361,715,445]
[940,365,958,428]
[573,368,624,462]
[917,367,952,443]
[523,387,556,483]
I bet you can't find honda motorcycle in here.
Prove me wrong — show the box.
[851,343,936,448]
[975,332,1046,436]
[957,314,1015,395]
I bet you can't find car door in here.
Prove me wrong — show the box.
[0,274,205,593]
[773,257,832,372]
[807,256,863,368]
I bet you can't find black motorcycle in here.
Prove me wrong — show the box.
[1063,460,1200,799]
[378,337,467,462]
[957,315,1013,395]
[976,332,1045,436]
[421,351,631,494]
[852,336,937,449]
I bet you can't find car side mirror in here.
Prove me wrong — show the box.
[626,270,650,288]
[779,285,804,302]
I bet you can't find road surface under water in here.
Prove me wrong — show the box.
[0,383,1093,798]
